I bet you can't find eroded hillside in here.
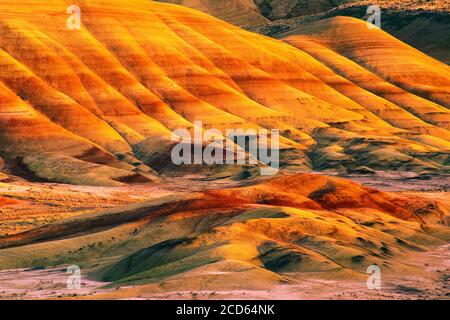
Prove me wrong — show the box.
[0,174,448,296]
[0,0,449,186]
[158,0,450,64]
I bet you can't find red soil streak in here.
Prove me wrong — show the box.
[0,196,20,206]
[208,174,416,220]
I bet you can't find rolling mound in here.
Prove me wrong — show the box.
[318,1,450,64]
[283,16,450,109]
[157,0,270,26]
[0,0,449,186]
[160,0,449,64]
[157,0,351,24]
[0,174,448,290]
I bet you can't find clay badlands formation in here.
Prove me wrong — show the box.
[160,0,450,64]
[0,0,449,185]
[0,0,449,299]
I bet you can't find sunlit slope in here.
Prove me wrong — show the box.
[158,1,450,65]
[286,16,450,108]
[0,174,448,288]
[0,1,449,185]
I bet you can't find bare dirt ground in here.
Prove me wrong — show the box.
[0,244,447,300]
[0,267,107,299]
[341,172,450,192]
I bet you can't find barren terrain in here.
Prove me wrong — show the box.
[0,173,449,300]
[0,0,448,300]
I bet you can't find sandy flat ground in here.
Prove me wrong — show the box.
[341,172,450,192]
[0,267,107,299]
[95,244,450,300]
[0,244,447,300]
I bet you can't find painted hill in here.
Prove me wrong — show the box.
[283,16,450,118]
[0,0,449,186]
[158,0,450,64]
[0,174,448,289]
[275,1,450,64]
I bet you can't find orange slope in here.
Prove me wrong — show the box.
[285,16,450,108]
